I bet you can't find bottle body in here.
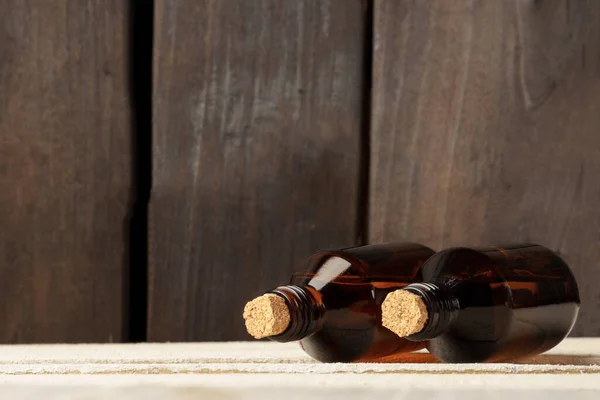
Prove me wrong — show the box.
[278,242,435,362]
[409,244,580,363]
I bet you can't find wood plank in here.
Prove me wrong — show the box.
[150,0,366,340]
[0,339,596,370]
[1,375,600,400]
[0,1,131,342]
[370,0,600,335]
[0,374,599,400]
[0,341,597,398]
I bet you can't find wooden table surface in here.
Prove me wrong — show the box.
[0,338,598,399]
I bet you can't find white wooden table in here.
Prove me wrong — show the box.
[0,339,598,399]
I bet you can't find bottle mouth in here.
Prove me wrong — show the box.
[269,285,324,342]
[243,293,291,339]
[403,283,458,341]
[381,289,429,338]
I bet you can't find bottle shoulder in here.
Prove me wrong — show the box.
[291,242,434,287]
[420,247,505,283]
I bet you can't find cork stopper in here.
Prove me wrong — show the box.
[381,289,429,337]
[243,294,291,339]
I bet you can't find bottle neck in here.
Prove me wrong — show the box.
[403,282,459,341]
[268,285,324,342]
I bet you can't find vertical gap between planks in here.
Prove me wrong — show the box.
[357,0,374,245]
[126,0,154,342]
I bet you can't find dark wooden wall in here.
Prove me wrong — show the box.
[0,0,131,342]
[0,0,599,342]
[370,0,600,336]
[149,0,366,341]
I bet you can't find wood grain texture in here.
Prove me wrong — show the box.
[370,0,600,335]
[150,0,365,340]
[0,340,598,373]
[0,341,598,399]
[0,1,131,342]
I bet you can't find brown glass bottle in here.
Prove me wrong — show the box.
[264,242,435,362]
[399,244,580,363]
